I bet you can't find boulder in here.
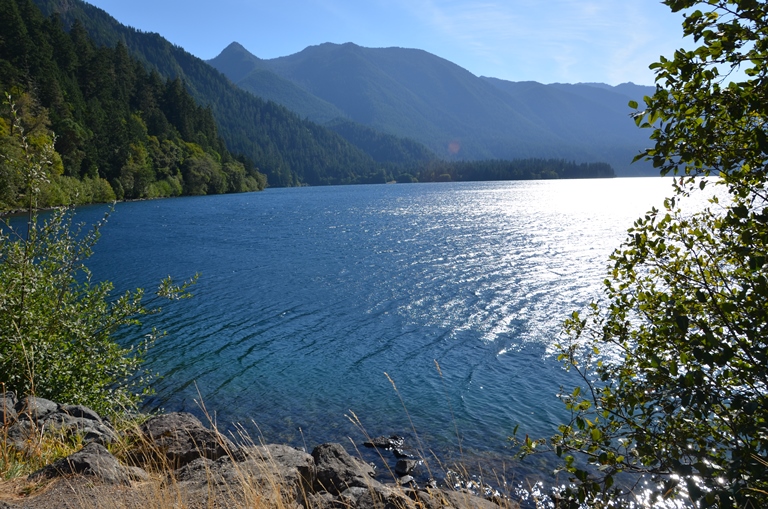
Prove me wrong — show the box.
[437,489,504,509]
[60,404,103,423]
[135,412,236,469]
[1,392,17,425]
[5,403,118,455]
[392,447,416,459]
[41,412,119,445]
[363,435,405,450]
[175,444,314,491]
[15,396,58,422]
[398,475,415,485]
[6,420,35,452]
[172,448,314,509]
[405,487,503,509]
[239,443,315,489]
[312,443,376,495]
[395,459,420,476]
[28,442,146,485]
[348,485,416,509]
[362,434,417,460]
[302,491,339,509]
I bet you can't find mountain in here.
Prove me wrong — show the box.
[209,42,658,176]
[207,42,346,124]
[30,0,393,187]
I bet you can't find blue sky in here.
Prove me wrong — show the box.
[85,0,688,86]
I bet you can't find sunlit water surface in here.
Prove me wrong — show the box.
[68,179,705,502]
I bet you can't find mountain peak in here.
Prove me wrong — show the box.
[215,41,258,60]
[223,41,247,52]
[208,41,264,83]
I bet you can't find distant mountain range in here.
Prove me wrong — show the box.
[209,42,657,176]
[31,0,658,180]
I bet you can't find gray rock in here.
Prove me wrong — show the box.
[312,443,377,495]
[28,442,142,485]
[302,491,339,509]
[405,488,503,509]
[353,485,415,509]
[124,465,150,482]
[339,486,370,505]
[41,412,119,445]
[363,435,405,450]
[136,412,236,469]
[173,451,313,509]
[174,457,217,483]
[1,393,17,425]
[6,420,35,452]
[15,396,58,422]
[174,444,315,500]
[363,435,416,459]
[392,447,416,459]
[239,443,315,489]
[395,458,420,476]
[60,404,103,423]
[398,475,415,485]
[438,489,503,509]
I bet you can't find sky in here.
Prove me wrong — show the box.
[84,0,690,86]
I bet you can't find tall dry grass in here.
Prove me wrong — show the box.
[0,373,533,509]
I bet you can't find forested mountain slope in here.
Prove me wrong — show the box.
[0,0,266,209]
[30,0,392,187]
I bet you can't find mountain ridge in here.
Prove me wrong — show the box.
[31,0,416,187]
[209,42,657,176]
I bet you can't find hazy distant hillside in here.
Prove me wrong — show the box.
[483,78,657,175]
[210,42,658,176]
[210,42,346,123]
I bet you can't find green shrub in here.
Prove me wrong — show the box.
[532,2,768,507]
[0,98,194,416]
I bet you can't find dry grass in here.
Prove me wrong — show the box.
[1,418,85,480]
[0,411,308,509]
[0,379,528,509]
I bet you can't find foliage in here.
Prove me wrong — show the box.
[525,1,768,507]
[0,0,264,210]
[0,100,195,416]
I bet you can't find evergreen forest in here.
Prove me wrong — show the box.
[0,0,270,211]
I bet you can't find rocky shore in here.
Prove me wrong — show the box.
[0,393,515,509]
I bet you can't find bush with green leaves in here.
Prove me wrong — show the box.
[0,98,194,416]
[523,1,768,508]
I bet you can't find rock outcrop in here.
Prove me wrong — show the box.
[131,411,237,469]
[1,398,515,509]
[28,442,148,485]
[6,396,118,455]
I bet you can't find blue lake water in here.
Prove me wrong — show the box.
[72,178,680,484]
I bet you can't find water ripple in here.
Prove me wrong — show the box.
[74,179,699,486]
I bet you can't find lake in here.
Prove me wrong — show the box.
[73,178,682,487]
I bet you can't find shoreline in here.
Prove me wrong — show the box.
[1,394,522,509]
